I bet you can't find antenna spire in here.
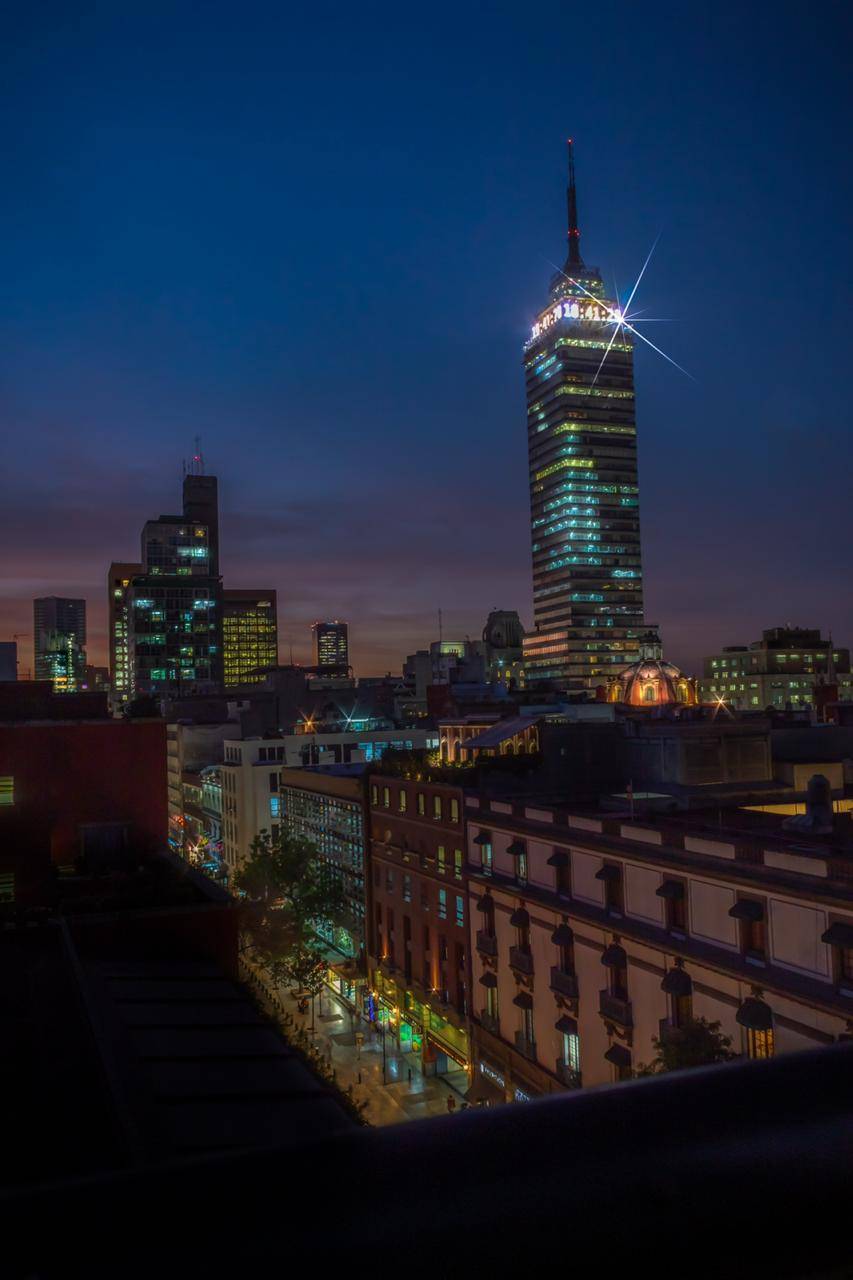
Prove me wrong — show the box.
[566,137,582,267]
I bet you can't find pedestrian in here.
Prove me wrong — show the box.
[446,1094,456,1114]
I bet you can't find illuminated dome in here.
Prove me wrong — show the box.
[606,630,698,708]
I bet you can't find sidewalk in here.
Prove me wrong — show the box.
[248,962,467,1125]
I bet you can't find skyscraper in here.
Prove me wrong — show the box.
[33,597,87,691]
[108,561,142,703]
[0,642,17,682]
[222,590,278,686]
[312,621,349,675]
[522,143,644,691]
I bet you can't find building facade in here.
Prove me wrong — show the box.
[700,627,853,710]
[312,620,349,675]
[221,738,287,871]
[466,794,853,1104]
[523,146,643,692]
[366,775,470,1086]
[222,590,278,687]
[0,642,17,682]
[33,597,87,691]
[280,765,367,1000]
[108,562,143,703]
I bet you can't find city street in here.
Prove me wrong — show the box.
[250,965,469,1125]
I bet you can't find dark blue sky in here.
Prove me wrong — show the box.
[2,1,851,676]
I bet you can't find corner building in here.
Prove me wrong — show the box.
[523,146,643,691]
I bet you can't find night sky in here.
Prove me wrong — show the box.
[2,1,851,678]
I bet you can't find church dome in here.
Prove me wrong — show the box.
[606,630,698,708]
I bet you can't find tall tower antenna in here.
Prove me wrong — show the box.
[190,435,205,476]
[566,138,582,267]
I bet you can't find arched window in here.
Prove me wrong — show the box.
[643,683,657,703]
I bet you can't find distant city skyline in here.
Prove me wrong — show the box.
[1,4,850,681]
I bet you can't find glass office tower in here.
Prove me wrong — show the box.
[522,145,643,691]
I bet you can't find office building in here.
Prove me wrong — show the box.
[222,590,278,687]
[280,765,367,991]
[312,620,349,675]
[0,642,17,682]
[33,597,87,691]
[466,785,853,1102]
[522,145,643,691]
[700,627,853,710]
[367,774,470,1088]
[107,561,142,703]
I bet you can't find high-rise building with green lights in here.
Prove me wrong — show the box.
[522,144,644,691]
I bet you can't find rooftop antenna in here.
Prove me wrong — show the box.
[438,608,443,644]
[566,138,583,267]
[189,435,205,476]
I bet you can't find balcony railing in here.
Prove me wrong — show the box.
[476,930,498,957]
[599,990,633,1028]
[509,946,534,976]
[549,967,578,999]
[514,1031,538,1062]
[479,1010,500,1036]
[556,1061,582,1089]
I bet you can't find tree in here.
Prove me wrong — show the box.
[234,829,350,991]
[636,1018,735,1075]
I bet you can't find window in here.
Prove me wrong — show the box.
[516,850,528,887]
[403,874,412,903]
[0,777,13,806]
[672,991,693,1028]
[455,895,464,927]
[433,795,443,821]
[382,787,390,808]
[453,849,463,880]
[485,984,498,1020]
[386,868,395,893]
[421,885,430,911]
[398,789,408,813]
[437,845,446,874]
[561,1031,580,1076]
[417,792,425,816]
[438,888,447,920]
[450,797,460,823]
[481,840,493,876]
[371,784,379,806]
[598,863,623,915]
[269,796,280,819]
[268,772,278,793]
[840,946,853,987]
[747,1027,775,1059]
[521,1006,535,1044]
[732,898,766,962]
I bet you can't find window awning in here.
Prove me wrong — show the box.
[601,943,627,968]
[476,895,493,913]
[595,863,621,882]
[660,966,692,996]
[604,1043,632,1067]
[822,921,853,947]
[479,971,498,989]
[551,923,574,947]
[464,1073,505,1104]
[509,907,530,928]
[473,831,491,846]
[547,850,569,868]
[656,879,685,900]
[555,1014,578,1035]
[512,991,533,1010]
[507,840,527,858]
[729,899,764,922]
[736,997,773,1031]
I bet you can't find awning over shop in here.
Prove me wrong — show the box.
[465,1073,505,1104]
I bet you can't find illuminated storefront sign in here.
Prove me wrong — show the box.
[480,1061,505,1089]
[530,298,620,342]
